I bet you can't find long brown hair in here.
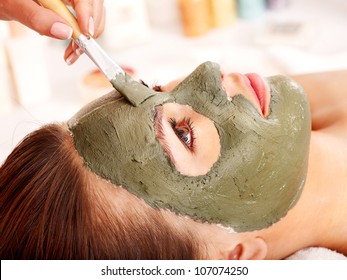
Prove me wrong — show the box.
[0,124,204,259]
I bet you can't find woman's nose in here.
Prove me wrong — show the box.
[221,71,264,116]
[221,71,245,100]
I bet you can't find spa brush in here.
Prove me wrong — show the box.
[37,0,124,80]
[37,0,156,106]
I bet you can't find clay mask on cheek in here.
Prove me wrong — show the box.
[68,61,311,232]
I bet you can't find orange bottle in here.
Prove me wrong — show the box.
[209,0,237,28]
[178,0,211,36]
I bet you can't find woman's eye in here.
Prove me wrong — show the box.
[169,118,195,150]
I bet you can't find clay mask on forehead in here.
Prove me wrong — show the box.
[68,61,311,232]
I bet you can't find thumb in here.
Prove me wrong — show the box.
[13,0,72,40]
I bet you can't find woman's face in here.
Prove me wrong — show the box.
[69,61,311,232]
[157,70,270,176]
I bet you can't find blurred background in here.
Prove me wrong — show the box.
[1,0,347,162]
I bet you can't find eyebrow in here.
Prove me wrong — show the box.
[154,106,176,165]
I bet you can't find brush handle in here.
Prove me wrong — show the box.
[37,0,82,39]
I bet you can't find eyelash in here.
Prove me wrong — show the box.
[169,117,196,151]
[140,80,163,92]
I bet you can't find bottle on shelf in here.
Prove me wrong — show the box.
[237,0,267,19]
[177,0,211,36]
[209,0,237,28]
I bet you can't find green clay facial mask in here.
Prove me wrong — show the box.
[111,73,157,106]
[68,61,311,232]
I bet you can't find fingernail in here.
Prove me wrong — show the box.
[50,22,72,40]
[88,16,95,37]
[65,48,83,65]
[66,54,73,65]
[66,52,77,65]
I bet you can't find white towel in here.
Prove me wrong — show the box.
[286,247,347,260]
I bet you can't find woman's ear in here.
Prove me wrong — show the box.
[225,237,267,260]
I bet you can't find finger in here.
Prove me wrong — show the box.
[65,51,80,65]
[73,0,94,36]
[9,0,72,40]
[93,3,106,38]
[64,40,74,62]
[63,0,75,8]
[64,40,83,65]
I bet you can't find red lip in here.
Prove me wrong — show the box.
[245,73,270,116]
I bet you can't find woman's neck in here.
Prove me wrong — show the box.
[260,131,347,259]
[306,131,347,253]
